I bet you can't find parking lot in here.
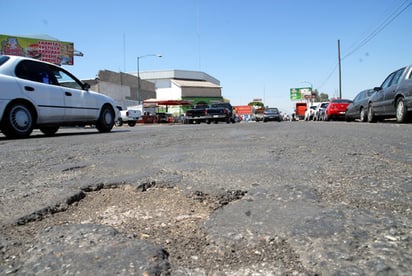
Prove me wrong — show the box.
[1,121,411,274]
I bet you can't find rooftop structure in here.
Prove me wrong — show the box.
[138,69,220,85]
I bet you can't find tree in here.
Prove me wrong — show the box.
[312,89,329,102]
[319,93,329,101]
[248,101,264,108]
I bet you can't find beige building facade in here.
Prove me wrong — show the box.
[85,70,156,109]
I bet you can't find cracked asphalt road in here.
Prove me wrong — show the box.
[1,121,411,275]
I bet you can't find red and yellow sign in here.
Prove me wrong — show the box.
[234,105,253,115]
[0,34,74,65]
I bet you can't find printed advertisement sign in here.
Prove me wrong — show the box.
[0,34,74,65]
[234,105,253,115]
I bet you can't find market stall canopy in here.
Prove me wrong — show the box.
[143,99,193,106]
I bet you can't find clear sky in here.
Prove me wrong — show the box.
[1,0,411,113]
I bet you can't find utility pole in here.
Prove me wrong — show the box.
[338,39,342,99]
[137,54,162,104]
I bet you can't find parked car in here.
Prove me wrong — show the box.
[185,104,231,124]
[156,112,174,123]
[304,105,317,121]
[367,65,412,123]
[313,102,329,121]
[324,99,352,121]
[210,102,236,123]
[345,89,375,122]
[0,55,119,138]
[318,103,329,121]
[263,107,282,122]
[116,107,142,127]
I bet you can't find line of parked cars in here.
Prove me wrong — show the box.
[346,64,412,123]
[305,99,353,121]
[304,64,412,123]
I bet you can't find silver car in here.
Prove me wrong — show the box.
[367,65,412,123]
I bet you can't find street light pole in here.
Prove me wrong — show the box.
[338,39,342,99]
[137,54,162,104]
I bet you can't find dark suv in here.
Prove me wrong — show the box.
[263,107,282,122]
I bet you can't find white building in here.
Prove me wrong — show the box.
[139,70,224,115]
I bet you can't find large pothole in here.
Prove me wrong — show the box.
[1,184,311,274]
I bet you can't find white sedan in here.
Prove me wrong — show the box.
[0,55,119,138]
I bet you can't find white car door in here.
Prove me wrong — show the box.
[52,68,99,122]
[61,86,99,122]
[14,60,65,123]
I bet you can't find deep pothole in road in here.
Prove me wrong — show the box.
[3,183,311,273]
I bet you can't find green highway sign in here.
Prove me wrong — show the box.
[290,87,312,101]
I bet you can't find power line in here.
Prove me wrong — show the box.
[318,63,338,90]
[317,0,412,90]
[342,0,412,60]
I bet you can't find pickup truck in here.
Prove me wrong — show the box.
[116,107,142,127]
[185,105,231,124]
[295,102,307,120]
[210,102,236,123]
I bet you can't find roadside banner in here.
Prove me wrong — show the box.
[234,105,253,115]
[0,34,74,65]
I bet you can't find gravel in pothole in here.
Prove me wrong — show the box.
[1,185,311,274]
